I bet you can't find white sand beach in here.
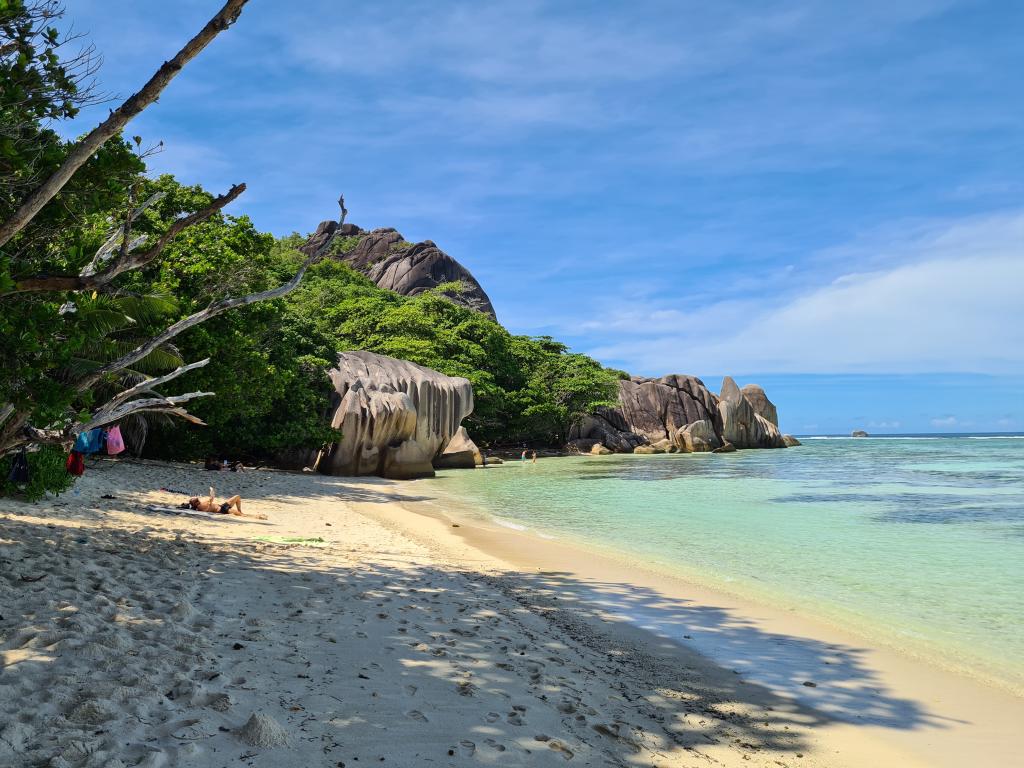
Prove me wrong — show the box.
[1,458,1020,767]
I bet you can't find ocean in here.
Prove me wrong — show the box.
[421,435,1024,694]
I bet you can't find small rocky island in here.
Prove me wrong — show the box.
[852,430,869,437]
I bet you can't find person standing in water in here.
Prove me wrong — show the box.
[531,450,537,463]
[521,449,527,462]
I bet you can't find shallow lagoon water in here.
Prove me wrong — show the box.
[423,436,1024,693]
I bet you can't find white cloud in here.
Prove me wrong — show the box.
[578,210,1024,375]
[930,416,958,427]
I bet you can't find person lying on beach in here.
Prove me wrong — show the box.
[186,487,244,515]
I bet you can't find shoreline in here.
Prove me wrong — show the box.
[374,472,1024,768]
[1,458,1020,767]
[417,463,1024,699]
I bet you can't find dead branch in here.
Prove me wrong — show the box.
[0,0,248,249]
[76,249,321,392]
[91,358,211,419]
[80,391,214,431]
[2,184,245,295]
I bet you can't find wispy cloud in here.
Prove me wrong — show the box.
[575,210,1024,375]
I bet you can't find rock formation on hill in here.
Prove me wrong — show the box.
[569,374,793,453]
[301,220,497,319]
[304,351,474,479]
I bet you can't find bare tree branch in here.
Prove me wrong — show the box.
[75,250,321,393]
[2,184,245,295]
[80,391,214,431]
[11,391,212,450]
[0,0,249,249]
[91,358,210,419]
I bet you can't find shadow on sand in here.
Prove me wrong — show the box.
[0,485,954,767]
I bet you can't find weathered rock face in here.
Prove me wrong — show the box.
[302,221,497,319]
[740,384,778,427]
[566,408,646,453]
[718,377,786,449]
[782,434,802,447]
[618,376,721,442]
[675,419,721,453]
[433,425,483,469]
[308,351,473,480]
[571,374,787,453]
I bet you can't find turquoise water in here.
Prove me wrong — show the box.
[421,436,1024,693]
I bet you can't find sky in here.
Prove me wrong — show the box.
[56,0,1024,434]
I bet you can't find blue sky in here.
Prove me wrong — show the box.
[58,0,1023,434]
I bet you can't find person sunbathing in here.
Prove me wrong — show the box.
[188,487,244,515]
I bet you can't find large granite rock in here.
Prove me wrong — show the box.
[308,351,473,479]
[675,419,721,453]
[570,374,787,453]
[740,384,778,427]
[718,377,786,449]
[302,221,496,319]
[618,375,721,442]
[566,408,646,453]
[433,425,483,469]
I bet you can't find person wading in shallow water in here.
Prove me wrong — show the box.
[531,451,537,464]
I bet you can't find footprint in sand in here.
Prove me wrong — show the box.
[548,740,575,760]
[459,740,476,756]
[484,712,500,723]
[484,738,507,752]
[404,685,418,696]
[405,709,428,722]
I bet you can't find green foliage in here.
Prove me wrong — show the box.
[0,0,619,497]
[328,235,361,256]
[1,2,149,466]
[128,178,341,461]
[0,446,74,501]
[281,251,621,446]
[432,279,465,296]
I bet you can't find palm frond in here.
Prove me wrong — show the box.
[111,293,179,324]
[73,307,134,337]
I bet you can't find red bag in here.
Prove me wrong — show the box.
[66,450,85,476]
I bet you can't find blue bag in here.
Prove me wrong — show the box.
[72,428,104,454]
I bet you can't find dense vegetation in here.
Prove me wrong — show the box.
[143,213,625,460]
[0,0,622,501]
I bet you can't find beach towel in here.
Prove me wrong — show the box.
[66,450,85,476]
[145,505,225,519]
[7,448,29,484]
[73,428,104,454]
[105,425,125,455]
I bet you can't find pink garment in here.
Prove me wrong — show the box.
[106,425,125,455]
